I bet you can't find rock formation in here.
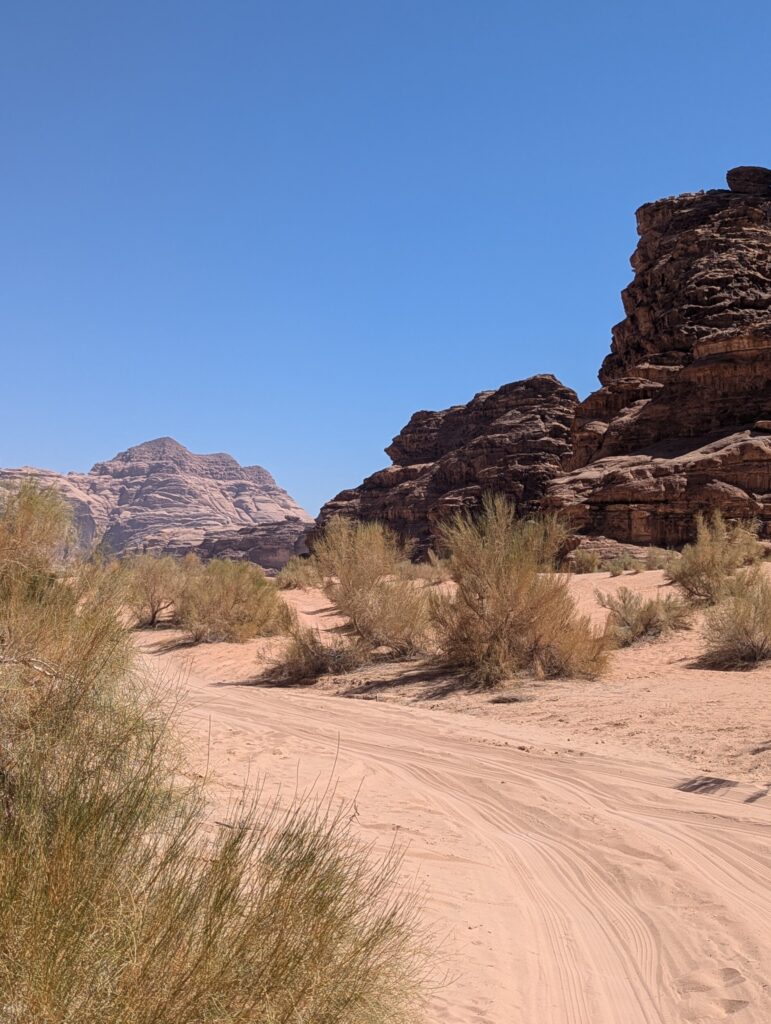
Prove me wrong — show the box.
[316,166,771,551]
[0,437,312,569]
[546,166,771,544]
[315,375,578,551]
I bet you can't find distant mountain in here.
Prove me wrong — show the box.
[0,437,312,570]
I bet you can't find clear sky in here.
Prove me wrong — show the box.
[2,1,769,514]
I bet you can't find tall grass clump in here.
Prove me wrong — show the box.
[571,549,601,574]
[665,511,764,604]
[124,550,183,626]
[431,495,608,686]
[597,587,691,647]
[275,553,322,589]
[314,518,430,656]
[703,567,771,668]
[0,482,427,1022]
[177,557,291,643]
[398,550,452,585]
[268,615,371,683]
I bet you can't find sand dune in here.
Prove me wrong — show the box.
[139,571,771,1023]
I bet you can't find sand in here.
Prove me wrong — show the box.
[137,570,771,1023]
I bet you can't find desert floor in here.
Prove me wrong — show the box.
[138,569,771,1024]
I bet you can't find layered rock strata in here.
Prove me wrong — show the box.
[0,437,312,569]
[315,375,578,551]
[546,167,771,544]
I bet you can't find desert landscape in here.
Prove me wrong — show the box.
[135,567,770,1024]
[1,18,769,1015]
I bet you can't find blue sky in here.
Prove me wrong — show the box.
[2,1,769,513]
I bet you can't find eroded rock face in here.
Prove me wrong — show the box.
[183,518,310,574]
[315,375,578,551]
[0,437,312,568]
[547,167,771,544]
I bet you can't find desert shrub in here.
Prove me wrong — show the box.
[397,550,451,585]
[571,549,601,574]
[703,568,771,668]
[0,484,427,1023]
[517,512,570,571]
[0,487,129,685]
[0,478,72,574]
[603,554,644,576]
[124,551,183,626]
[314,516,404,584]
[315,518,430,656]
[178,558,291,643]
[275,554,322,589]
[644,547,670,571]
[268,618,371,682]
[431,495,608,685]
[597,586,692,647]
[665,511,764,603]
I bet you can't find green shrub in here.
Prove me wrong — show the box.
[703,568,771,668]
[178,558,291,643]
[431,495,608,685]
[597,586,692,647]
[665,511,764,603]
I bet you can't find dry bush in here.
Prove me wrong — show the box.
[124,551,183,626]
[178,558,291,643]
[398,550,451,585]
[597,586,692,647]
[665,511,764,603]
[314,516,404,584]
[603,554,644,576]
[268,618,371,683]
[644,547,670,571]
[431,495,608,686]
[703,568,771,668]
[0,483,427,1023]
[275,554,322,589]
[518,512,570,571]
[571,549,601,574]
[0,478,72,572]
[315,518,430,656]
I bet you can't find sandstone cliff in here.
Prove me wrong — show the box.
[546,166,771,544]
[0,437,312,568]
[315,375,578,551]
[316,166,771,551]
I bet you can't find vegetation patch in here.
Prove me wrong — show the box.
[0,480,427,1023]
[430,496,608,686]
[665,512,764,604]
[597,586,691,647]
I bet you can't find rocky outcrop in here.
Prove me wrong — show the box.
[315,375,578,551]
[0,437,312,568]
[547,167,771,544]
[183,518,310,573]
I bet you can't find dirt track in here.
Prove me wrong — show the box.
[144,619,771,1024]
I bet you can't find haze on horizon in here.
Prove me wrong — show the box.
[2,0,769,514]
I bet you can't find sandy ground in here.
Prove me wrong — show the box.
[137,570,771,1024]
